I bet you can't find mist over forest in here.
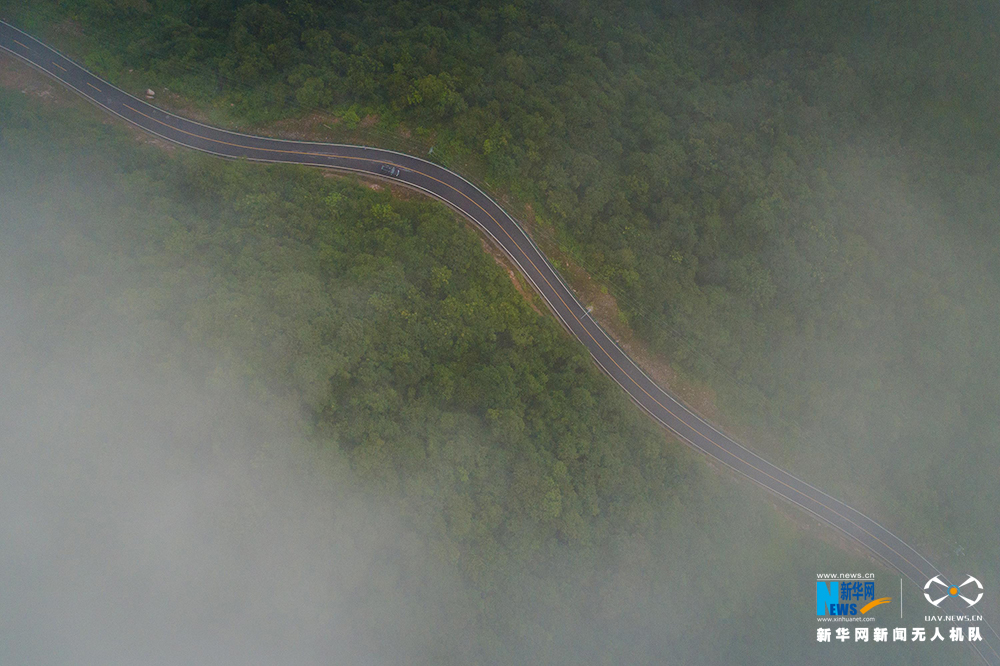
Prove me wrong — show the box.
[1,0,998,664]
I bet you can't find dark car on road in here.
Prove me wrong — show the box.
[379,164,401,177]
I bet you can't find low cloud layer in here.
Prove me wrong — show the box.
[0,291,478,665]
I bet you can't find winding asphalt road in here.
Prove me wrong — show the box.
[2,20,997,665]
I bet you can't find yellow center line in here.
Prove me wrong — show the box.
[86,82,101,92]
[118,101,929,582]
[12,39,28,49]
[53,62,68,72]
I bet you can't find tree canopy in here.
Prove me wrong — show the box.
[2,0,998,660]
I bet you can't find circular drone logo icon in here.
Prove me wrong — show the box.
[924,575,983,608]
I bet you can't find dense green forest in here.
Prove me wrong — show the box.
[5,0,998,579]
[5,0,1000,655]
[2,89,971,665]
[1,87,684,564]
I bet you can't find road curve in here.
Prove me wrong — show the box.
[1,20,997,665]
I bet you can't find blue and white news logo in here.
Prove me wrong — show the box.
[923,575,983,608]
[817,577,891,617]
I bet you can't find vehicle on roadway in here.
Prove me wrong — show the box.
[379,164,401,178]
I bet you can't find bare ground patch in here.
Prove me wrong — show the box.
[53,19,85,39]
[1,51,76,107]
[257,112,344,141]
[152,89,215,126]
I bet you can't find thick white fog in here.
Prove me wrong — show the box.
[0,291,477,665]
